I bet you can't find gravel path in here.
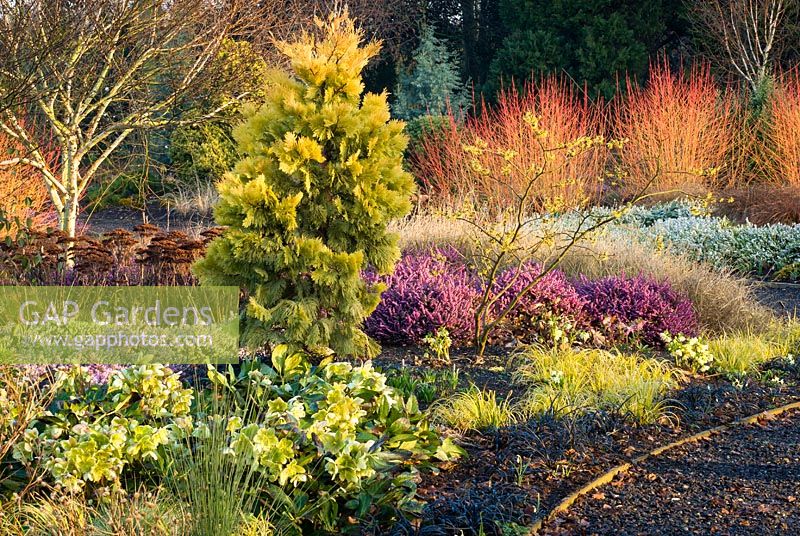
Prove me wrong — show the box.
[78,202,213,235]
[752,282,800,318]
[541,409,800,535]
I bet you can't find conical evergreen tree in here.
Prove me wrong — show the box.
[394,25,469,120]
[195,11,415,358]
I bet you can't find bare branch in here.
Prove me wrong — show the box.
[690,0,789,91]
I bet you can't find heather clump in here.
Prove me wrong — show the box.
[488,263,589,346]
[577,275,699,347]
[364,247,480,345]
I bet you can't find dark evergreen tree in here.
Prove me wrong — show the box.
[393,25,469,120]
[487,0,682,99]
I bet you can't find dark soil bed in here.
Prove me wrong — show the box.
[540,408,800,535]
[376,347,800,536]
[78,202,213,235]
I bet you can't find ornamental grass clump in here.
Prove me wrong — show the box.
[432,386,517,432]
[164,374,279,536]
[194,11,414,358]
[364,247,479,345]
[515,347,680,424]
[708,331,787,378]
[0,487,189,536]
[577,275,698,347]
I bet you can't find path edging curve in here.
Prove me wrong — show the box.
[527,399,800,534]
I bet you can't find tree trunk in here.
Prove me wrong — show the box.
[462,0,478,84]
[62,194,78,238]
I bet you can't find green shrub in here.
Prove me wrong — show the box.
[169,120,238,187]
[195,12,415,358]
[662,332,715,373]
[168,39,269,189]
[393,25,469,121]
[404,114,451,155]
[13,365,194,495]
[488,0,671,99]
[514,347,679,424]
[14,356,462,533]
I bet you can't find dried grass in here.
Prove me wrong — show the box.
[717,185,800,225]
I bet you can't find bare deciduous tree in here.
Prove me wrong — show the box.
[690,0,790,92]
[0,0,267,238]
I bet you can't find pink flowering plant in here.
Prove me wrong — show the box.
[577,275,699,347]
[364,247,480,345]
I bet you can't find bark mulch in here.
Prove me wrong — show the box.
[751,281,800,318]
[540,408,800,536]
[383,352,800,535]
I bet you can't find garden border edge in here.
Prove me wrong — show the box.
[527,398,800,534]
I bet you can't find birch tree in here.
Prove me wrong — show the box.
[690,0,791,93]
[0,0,266,238]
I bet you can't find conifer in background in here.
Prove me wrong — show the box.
[393,25,469,121]
[195,11,415,358]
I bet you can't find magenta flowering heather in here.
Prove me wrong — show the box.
[576,275,698,347]
[364,247,480,345]
[487,262,588,344]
